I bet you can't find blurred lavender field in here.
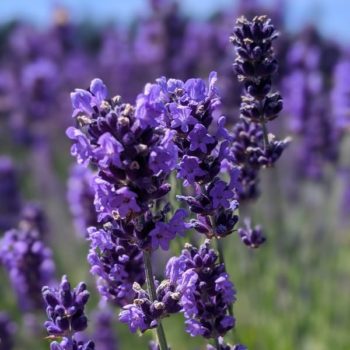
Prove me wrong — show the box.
[0,0,350,349]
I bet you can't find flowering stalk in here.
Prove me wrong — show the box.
[42,275,95,350]
[230,15,288,203]
[143,250,169,350]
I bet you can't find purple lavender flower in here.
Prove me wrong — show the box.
[209,179,236,209]
[19,202,47,238]
[49,338,95,350]
[21,58,58,122]
[0,156,21,231]
[177,156,206,187]
[0,227,55,312]
[67,165,98,238]
[188,124,215,153]
[42,275,90,336]
[230,16,288,200]
[168,104,196,133]
[66,127,93,166]
[119,278,181,333]
[207,339,247,350]
[238,218,266,248]
[67,78,182,251]
[87,225,145,306]
[0,312,16,350]
[119,303,148,333]
[92,305,119,350]
[332,58,350,129]
[166,241,236,339]
[150,209,189,250]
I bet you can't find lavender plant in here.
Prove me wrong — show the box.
[63,13,289,350]
[42,275,95,350]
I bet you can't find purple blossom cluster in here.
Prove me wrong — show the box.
[0,312,16,350]
[119,278,181,333]
[19,202,47,238]
[282,29,343,180]
[0,156,21,231]
[138,72,240,239]
[0,224,55,312]
[0,2,349,349]
[67,78,186,251]
[230,16,289,200]
[92,306,119,350]
[67,165,98,238]
[238,219,266,248]
[166,241,236,338]
[42,275,95,350]
[87,224,145,306]
[62,12,288,350]
[119,240,236,339]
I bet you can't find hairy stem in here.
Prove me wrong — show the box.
[143,250,168,350]
[214,337,221,350]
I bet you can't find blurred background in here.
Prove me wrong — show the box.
[0,0,350,349]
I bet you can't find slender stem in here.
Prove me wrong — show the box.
[216,237,225,266]
[214,337,221,350]
[261,118,270,151]
[215,237,234,317]
[143,250,168,350]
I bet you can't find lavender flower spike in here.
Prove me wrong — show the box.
[0,312,16,350]
[42,275,95,350]
[231,15,283,125]
[166,241,236,339]
[0,226,55,312]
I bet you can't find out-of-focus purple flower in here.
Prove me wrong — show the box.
[92,305,119,350]
[67,165,98,238]
[19,202,47,238]
[0,227,55,312]
[0,156,21,231]
[238,218,266,248]
[21,58,58,121]
[331,58,350,129]
[0,312,16,350]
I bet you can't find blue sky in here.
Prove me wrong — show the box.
[0,0,349,42]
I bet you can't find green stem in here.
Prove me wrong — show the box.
[214,337,221,350]
[143,250,169,350]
